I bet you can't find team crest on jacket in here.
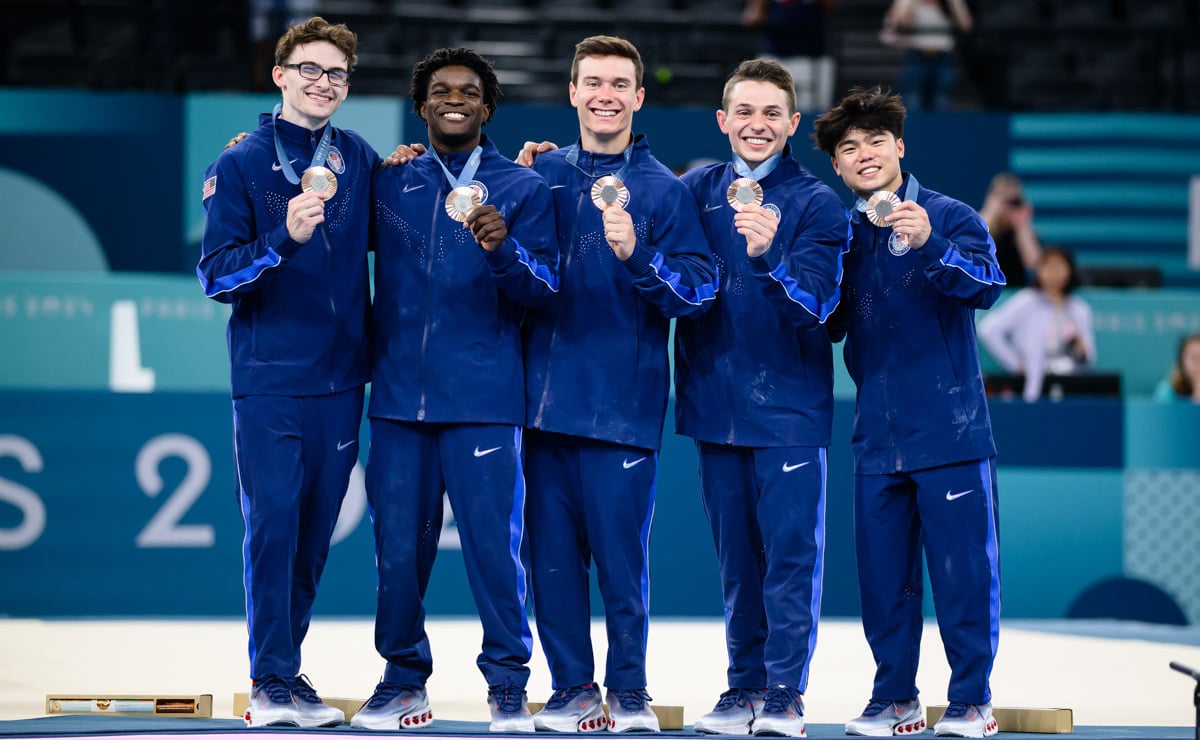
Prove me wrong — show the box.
[764,203,782,220]
[468,180,489,205]
[888,231,911,256]
[326,147,345,174]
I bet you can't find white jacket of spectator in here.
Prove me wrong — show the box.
[978,288,1096,401]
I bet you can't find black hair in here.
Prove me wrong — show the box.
[811,87,906,155]
[410,47,502,120]
[1032,245,1080,295]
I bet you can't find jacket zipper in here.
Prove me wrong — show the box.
[532,183,585,428]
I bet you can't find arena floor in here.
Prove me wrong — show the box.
[2,618,1199,734]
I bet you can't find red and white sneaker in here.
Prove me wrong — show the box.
[844,699,926,736]
[244,675,300,728]
[934,702,997,738]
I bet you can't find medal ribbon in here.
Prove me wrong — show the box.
[732,151,782,182]
[567,140,634,184]
[272,103,332,186]
[428,145,484,191]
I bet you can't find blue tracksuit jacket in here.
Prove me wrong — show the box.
[370,135,559,424]
[839,173,1005,474]
[675,150,849,447]
[526,135,719,451]
[198,113,376,398]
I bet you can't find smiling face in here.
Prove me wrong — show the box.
[420,65,489,152]
[569,55,644,154]
[272,41,349,130]
[831,127,905,198]
[717,79,800,169]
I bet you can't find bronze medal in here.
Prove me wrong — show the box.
[300,166,338,197]
[865,190,901,227]
[726,177,764,211]
[591,175,630,210]
[445,185,482,222]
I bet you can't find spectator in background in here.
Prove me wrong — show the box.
[1154,333,1200,402]
[743,0,837,112]
[980,172,1042,287]
[880,0,973,111]
[979,246,1096,402]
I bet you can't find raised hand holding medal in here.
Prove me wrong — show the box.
[727,177,763,211]
[272,103,338,244]
[429,144,487,233]
[445,185,482,223]
[728,155,780,258]
[866,190,931,250]
[301,166,338,197]
[591,175,630,210]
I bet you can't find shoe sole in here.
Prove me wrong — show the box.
[607,719,660,733]
[753,721,807,737]
[244,718,300,728]
[534,710,609,732]
[933,720,997,739]
[845,717,926,736]
[351,709,434,731]
[298,717,344,728]
[694,720,752,735]
[491,718,537,733]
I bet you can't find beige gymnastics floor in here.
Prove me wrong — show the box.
[2,618,1198,727]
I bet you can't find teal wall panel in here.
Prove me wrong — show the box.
[994,468,1124,618]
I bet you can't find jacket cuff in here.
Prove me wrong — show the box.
[484,236,520,270]
[273,223,305,260]
[916,232,951,265]
[621,242,657,277]
[748,248,782,277]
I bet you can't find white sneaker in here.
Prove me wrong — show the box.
[693,688,765,734]
[350,682,433,730]
[244,675,300,728]
[288,675,344,727]
[488,682,534,732]
[934,703,997,738]
[534,683,609,732]
[752,685,806,737]
[606,689,659,733]
[844,699,925,736]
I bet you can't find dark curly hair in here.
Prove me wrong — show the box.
[811,87,906,156]
[410,47,502,122]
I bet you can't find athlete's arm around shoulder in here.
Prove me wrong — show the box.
[913,192,1006,310]
[197,144,310,304]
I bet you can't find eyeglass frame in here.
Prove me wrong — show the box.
[282,62,351,87]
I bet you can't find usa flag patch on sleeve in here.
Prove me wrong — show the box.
[202,175,217,200]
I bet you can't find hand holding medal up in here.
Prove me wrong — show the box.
[442,184,506,251]
[593,175,636,261]
[464,205,508,252]
[727,177,778,258]
[866,190,931,249]
[285,168,337,244]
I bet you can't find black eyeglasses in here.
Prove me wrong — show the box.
[283,62,351,87]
